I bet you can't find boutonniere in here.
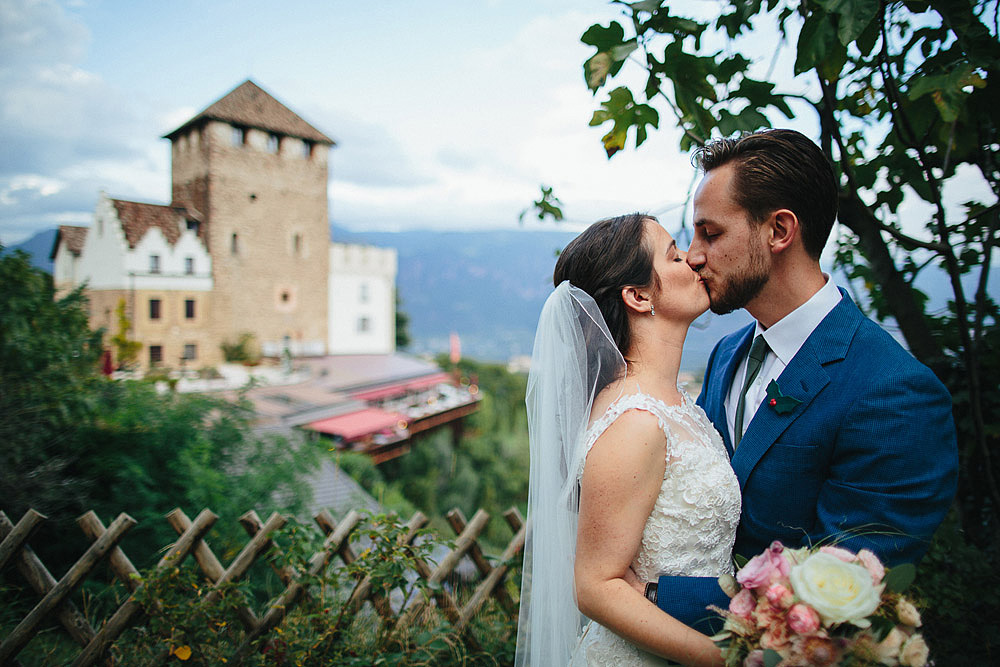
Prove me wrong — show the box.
[765,379,802,414]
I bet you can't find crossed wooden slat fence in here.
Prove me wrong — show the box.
[0,504,525,665]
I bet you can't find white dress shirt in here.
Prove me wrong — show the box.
[725,275,843,446]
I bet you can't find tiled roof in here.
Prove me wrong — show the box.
[50,225,88,260]
[163,80,334,145]
[111,199,186,249]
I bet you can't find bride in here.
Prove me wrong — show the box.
[515,214,739,666]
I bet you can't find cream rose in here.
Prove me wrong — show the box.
[789,552,883,627]
[896,598,922,627]
[899,634,929,667]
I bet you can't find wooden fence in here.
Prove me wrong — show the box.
[0,504,525,665]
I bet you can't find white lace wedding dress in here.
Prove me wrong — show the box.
[572,391,742,666]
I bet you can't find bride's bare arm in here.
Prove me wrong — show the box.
[574,409,723,667]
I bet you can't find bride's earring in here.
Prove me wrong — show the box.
[650,305,655,317]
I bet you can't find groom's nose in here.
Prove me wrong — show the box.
[687,239,705,271]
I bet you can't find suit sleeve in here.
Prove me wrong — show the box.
[654,339,729,633]
[808,361,958,565]
[655,575,729,634]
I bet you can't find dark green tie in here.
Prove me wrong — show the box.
[734,335,768,448]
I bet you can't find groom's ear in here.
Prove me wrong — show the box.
[621,285,651,315]
[768,209,799,254]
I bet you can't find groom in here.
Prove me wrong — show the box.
[644,129,958,632]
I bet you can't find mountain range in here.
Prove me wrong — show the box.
[10,225,992,371]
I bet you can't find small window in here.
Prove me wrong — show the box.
[357,316,370,333]
[149,345,163,365]
[149,255,160,274]
[182,344,197,361]
[232,126,245,147]
[359,282,369,303]
[231,233,239,255]
[267,134,280,153]
[184,257,194,275]
[149,299,161,320]
[302,140,313,158]
[184,299,195,319]
[293,233,301,255]
[280,290,290,303]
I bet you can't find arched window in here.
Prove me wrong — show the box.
[231,233,239,255]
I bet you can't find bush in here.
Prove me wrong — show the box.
[916,511,1000,663]
[103,513,516,666]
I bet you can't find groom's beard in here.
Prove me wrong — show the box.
[706,242,770,315]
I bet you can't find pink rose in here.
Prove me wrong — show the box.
[737,541,791,590]
[743,650,765,667]
[857,549,885,584]
[754,598,781,629]
[819,545,856,562]
[729,588,755,618]
[765,583,793,608]
[761,618,792,650]
[787,603,821,634]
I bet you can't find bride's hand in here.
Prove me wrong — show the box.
[623,565,645,596]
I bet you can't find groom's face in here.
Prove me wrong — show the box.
[688,163,770,315]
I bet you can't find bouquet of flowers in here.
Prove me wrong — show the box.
[711,541,929,667]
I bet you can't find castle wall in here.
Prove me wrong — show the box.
[171,121,331,357]
[328,243,397,355]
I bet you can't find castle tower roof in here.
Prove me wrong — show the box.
[163,80,334,145]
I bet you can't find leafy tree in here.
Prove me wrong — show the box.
[573,0,998,551]
[109,297,141,370]
[395,293,412,349]
[0,249,104,522]
[0,248,318,568]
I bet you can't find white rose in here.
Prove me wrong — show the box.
[789,552,883,627]
[899,634,929,667]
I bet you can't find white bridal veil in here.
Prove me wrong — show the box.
[515,281,626,666]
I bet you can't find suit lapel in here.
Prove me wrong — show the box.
[730,290,863,486]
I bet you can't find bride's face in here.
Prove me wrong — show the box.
[643,219,710,321]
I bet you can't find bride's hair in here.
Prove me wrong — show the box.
[552,213,656,357]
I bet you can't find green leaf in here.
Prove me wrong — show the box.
[795,11,847,78]
[819,0,880,44]
[581,21,626,50]
[763,649,783,667]
[627,0,664,13]
[868,614,896,641]
[885,562,917,593]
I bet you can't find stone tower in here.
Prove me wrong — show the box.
[163,80,334,357]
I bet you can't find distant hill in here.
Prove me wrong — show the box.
[12,224,993,371]
[2,228,56,272]
[330,225,752,369]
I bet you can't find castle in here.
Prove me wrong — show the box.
[51,80,397,370]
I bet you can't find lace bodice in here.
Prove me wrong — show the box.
[574,391,741,666]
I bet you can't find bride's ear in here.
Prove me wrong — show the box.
[621,285,652,316]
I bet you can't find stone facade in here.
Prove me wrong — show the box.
[51,81,397,372]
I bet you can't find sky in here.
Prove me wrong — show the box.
[1,0,994,249]
[0,0,698,246]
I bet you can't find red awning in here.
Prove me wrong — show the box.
[350,372,453,402]
[306,408,407,442]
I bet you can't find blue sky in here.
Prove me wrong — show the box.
[1,0,702,245]
[1,0,994,248]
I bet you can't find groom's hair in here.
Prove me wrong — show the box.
[694,129,838,260]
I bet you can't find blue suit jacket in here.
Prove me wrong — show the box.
[656,291,958,633]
